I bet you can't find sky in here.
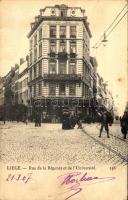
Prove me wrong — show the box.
[0,0,127,115]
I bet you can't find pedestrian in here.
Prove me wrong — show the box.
[69,112,76,129]
[37,110,42,127]
[99,111,111,138]
[62,109,71,130]
[75,111,82,129]
[120,111,128,139]
[34,110,38,127]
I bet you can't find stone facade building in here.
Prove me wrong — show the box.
[27,4,98,121]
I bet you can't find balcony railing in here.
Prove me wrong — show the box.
[70,34,76,38]
[48,52,56,57]
[58,52,68,60]
[70,53,76,58]
[50,34,56,38]
[43,74,81,81]
[60,34,66,38]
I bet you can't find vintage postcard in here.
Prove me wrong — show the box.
[0,0,127,200]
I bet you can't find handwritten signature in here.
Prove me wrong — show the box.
[6,173,32,184]
[57,172,116,200]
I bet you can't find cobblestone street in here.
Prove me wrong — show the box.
[0,122,127,166]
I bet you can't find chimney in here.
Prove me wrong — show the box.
[20,58,25,65]
[15,64,19,70]
[39,9,43,16]
[26,55,29,61]
[31,22,35,29]
[35,16,38,22]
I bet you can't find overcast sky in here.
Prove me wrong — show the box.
[0,0,127,115]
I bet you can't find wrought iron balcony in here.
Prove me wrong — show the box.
[70,53,77,58]
[43,74,81,81]
[60,34,66,38]
[48,52,56,57]
[50,34,56,38]
[58,52,68,60]
[70,34,76,38]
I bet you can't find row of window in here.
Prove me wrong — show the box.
[50,26,76,38]
[29,61,42,81]
[49,83,76,96]
[18,90,28,104]
[49,39,76,54]
[30,42,42,64]
[29,60,76,81]
[18,78,28,90]
[30,40,77,65]
[49,60,76,74]
[30,26,76,49]
[31,82,76,97]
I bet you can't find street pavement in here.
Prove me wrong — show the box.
[0,121,127,166]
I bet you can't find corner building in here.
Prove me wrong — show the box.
[28,4,96,121]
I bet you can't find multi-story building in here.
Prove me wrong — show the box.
[4,68,15,120]
[11,64,19,105]
[27,4,97,121]
[18,57,29,105]
[0,77,5,106]
[96,72,114,114]
[96,73,103,107]
[125,102,128,112]
[106,90,114,111]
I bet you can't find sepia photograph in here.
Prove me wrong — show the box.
[0,0,127,200]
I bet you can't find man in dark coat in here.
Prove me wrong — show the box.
[99,111,112,138]
[34,108,42,127]
[75,112,82,129]
[120,111,128,139]
[62,109,71,130]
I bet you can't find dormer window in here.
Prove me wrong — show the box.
[60,9,67,17]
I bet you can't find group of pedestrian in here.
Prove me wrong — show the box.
[61,109,82,130]
[98,110,128,139]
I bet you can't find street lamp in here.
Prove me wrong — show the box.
[102,33,108,46]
